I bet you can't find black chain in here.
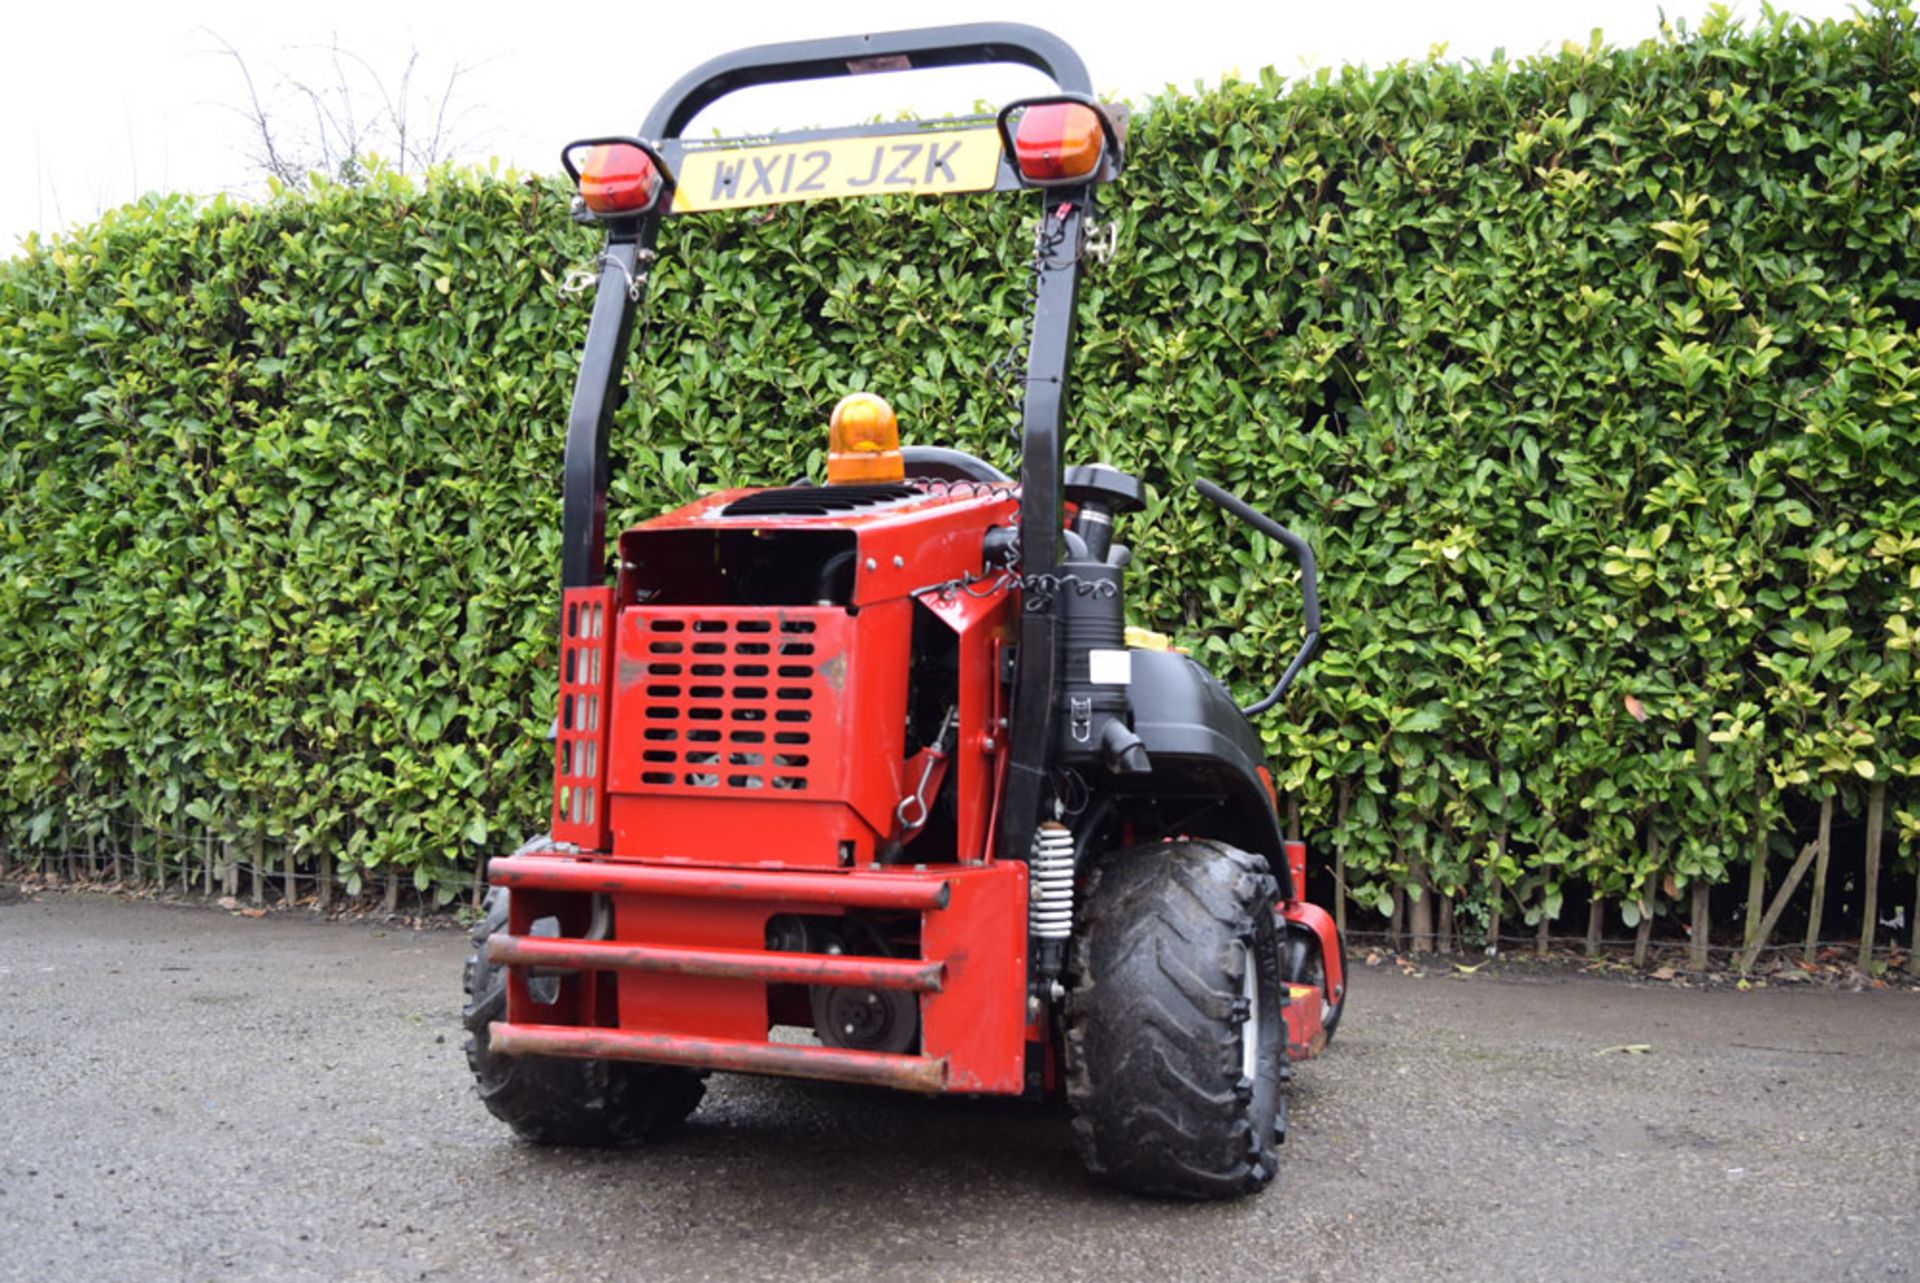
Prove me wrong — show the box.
[988,203,1075,434]
[911,530,1118,613]
[1014,571,1119,609]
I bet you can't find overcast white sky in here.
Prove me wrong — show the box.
[2,0,1857,255]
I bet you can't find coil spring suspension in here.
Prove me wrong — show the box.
[1030,822,1075,944]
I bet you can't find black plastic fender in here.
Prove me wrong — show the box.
[1118,650,1291,894]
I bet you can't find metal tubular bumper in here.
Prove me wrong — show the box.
[486,934,946,992]
[489,1023,948,1092]
[487,855,950,910]
[484,856,1027,1095]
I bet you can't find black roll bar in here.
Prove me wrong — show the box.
[640,23,1092,140]
[1194,479,1324,716]
[562,22,1095,591]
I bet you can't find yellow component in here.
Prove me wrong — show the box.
[1124,626,1172,652]
[827,393,904,484]
[1124,625,1188,655]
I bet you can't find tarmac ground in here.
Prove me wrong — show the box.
[2,890,1915,1282]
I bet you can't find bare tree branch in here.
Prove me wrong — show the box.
[201,28,484,191]
[201,28,302,186]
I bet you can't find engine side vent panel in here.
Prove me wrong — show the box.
[611,607,849,798]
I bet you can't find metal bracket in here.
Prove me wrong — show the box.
[1083,217,1118,265]
[1069,695,1092,744]
[561,248,657,302]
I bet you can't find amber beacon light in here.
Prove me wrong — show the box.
[827,393,905,484]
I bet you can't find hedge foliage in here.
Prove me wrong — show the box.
[3,8,1917,936]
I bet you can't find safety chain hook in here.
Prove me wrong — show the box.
[559,248,657,303]
[895,706,961,831]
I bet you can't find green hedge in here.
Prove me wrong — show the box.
[3,8,1916,949]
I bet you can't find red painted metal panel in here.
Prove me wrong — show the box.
[1283,983,1328,1060]
[551,587,616,850]
[921,862,1027,1093]
[503,889,599,1028]
[607,796,873,869]
[615,896,770,1041]
[488,933,945,990]
[489,1022,948,1092]
[920,582,1015,865]
[1278,898,1345,1024]
[840,598,915,836]
[487,855,951,909]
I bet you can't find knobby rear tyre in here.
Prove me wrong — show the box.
[1064,839,1287,1199]
[463,885,704,1146]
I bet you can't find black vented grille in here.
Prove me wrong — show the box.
[622,609,844,796]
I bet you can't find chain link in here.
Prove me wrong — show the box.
[988,203,1074,427]
[913,478,1021,502]
[911,529,1119,613]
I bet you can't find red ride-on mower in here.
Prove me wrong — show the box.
[463,23,1346,1199]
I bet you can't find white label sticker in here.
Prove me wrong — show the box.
[1088,648,1132,686]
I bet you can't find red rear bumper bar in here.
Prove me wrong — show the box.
[489,1022,949,1092]
[487,855,950,910]
[486,934,945,992]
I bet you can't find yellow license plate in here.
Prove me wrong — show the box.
[672,127,1003,213]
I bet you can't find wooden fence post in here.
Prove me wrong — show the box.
[1409,859,1434,955]
[1803,794,1833,963]
[1485,831,1507,955]
[1628,833,1658,960]
[1859,779,1886,972]
[1690,880,1711,972]
[1742,775,1768,956]
[1738,839,1822,975]
[1333,781,1351,937]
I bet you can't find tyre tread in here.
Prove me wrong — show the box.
[1064,840,1286,1199]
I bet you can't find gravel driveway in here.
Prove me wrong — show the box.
[2,891,1914,1282]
